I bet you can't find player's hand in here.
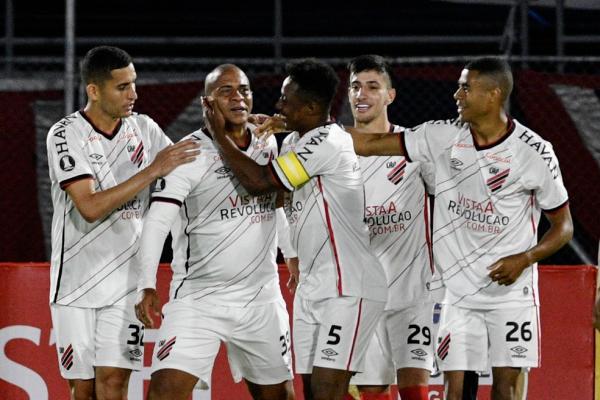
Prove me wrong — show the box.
[248,113,270,126]
[149,139,200,178]
[255,114,288,140]
[285,257,299,294]
[202,95,229,140]
[593,295,600,331]
[135,288,162,328]
[487,252,531,286]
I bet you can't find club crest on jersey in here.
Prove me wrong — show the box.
[60,344,74,370]
[59,155,76,171]
[437,334,451,360]
[156,337,176,361]
[487,168,510,193]
[387,159,406,185]
[129,142,145,168]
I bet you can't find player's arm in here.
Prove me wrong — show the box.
[134,200,180,328]
[203,96,284,195]
[345,127,406,157]
[488,203,573,285]
[65,139,199,223]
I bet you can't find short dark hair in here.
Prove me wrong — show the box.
[286,59,340,113]
[348,54,394,88]
[80,46,133,86]
[465,57,513,103]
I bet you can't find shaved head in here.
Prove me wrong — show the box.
[204,64,246,95]
[465,57,513,105]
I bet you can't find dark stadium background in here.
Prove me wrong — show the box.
[1,0,599,265]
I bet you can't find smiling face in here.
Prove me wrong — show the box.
[453,68,496,124]
[348,69,395,126]
[92,63,138,119]
[206,66,253,126]
[276,76,310,133]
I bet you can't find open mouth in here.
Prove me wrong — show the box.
[355,104,370,112]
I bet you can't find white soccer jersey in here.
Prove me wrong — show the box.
[271,123,387,302]
[148,128,282,307]
[360,124,434,310]
[47,111,171,307]
[402,118,569,309]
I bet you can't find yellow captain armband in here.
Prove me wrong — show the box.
[275,152,311,189]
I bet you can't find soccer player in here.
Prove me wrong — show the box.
[135,64,295,400]
[344,54,435,400]
[46,46,199,400]
[351,57,573,400]
[204,59,388,400]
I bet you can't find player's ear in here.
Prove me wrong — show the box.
[86,83,99,101]
[386,88,396,105]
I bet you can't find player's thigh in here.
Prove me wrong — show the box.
[486,306,539,368]
[95,303,144,372]
[350,311,395,386]
[151,300,224,389]
[312,296,385,373]
[228,299,294,385]
[436,304,488,372]
[50,304,96,380]
[388,301,436,373]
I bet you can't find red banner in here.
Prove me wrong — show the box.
[0,263,596,399]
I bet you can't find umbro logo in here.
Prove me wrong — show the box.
[510,346,528,355]
[89,153,103,160]
[411,348,427,357]
[450,158,463,170]
[215,166,231,175]
[321,348,338,357]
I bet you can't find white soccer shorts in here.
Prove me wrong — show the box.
[351,301,437,385]
[151,298,293,388]
[436,304,540,372]
[293,294,385,374]
[50,303,144,380]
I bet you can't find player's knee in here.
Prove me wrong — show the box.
[69,379,95,400]
[95,373,128,400]
[491,380,517,400]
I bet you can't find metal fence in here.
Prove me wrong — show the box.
[0,56,598,264]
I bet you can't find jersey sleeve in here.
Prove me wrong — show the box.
[522,142,569,211]
[144,115,172,159]
[151,139,206,205]
[46,123,93,189]
[402,121,454,164]
[270,130,336,191]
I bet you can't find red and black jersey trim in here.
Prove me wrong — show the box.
[59,174,94,190]
[472,118,516,151]
[543,199,569,214]
[151,196,182,207]
[79,110,122,140]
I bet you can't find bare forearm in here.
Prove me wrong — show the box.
[71,166,160,222]
[349,131,405,157]
[524,209,573,264]
[214,134,279,195]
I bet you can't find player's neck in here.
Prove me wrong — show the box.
[469,112,509,147]
[354,115,391,134]
[226,124,250,148]
[83,105,120,135]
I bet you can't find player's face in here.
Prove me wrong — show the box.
[453,69,494,123]
[95,63,137,119]
[348,70,394,125]
[209,68,253,126]
[276,77,307,132]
